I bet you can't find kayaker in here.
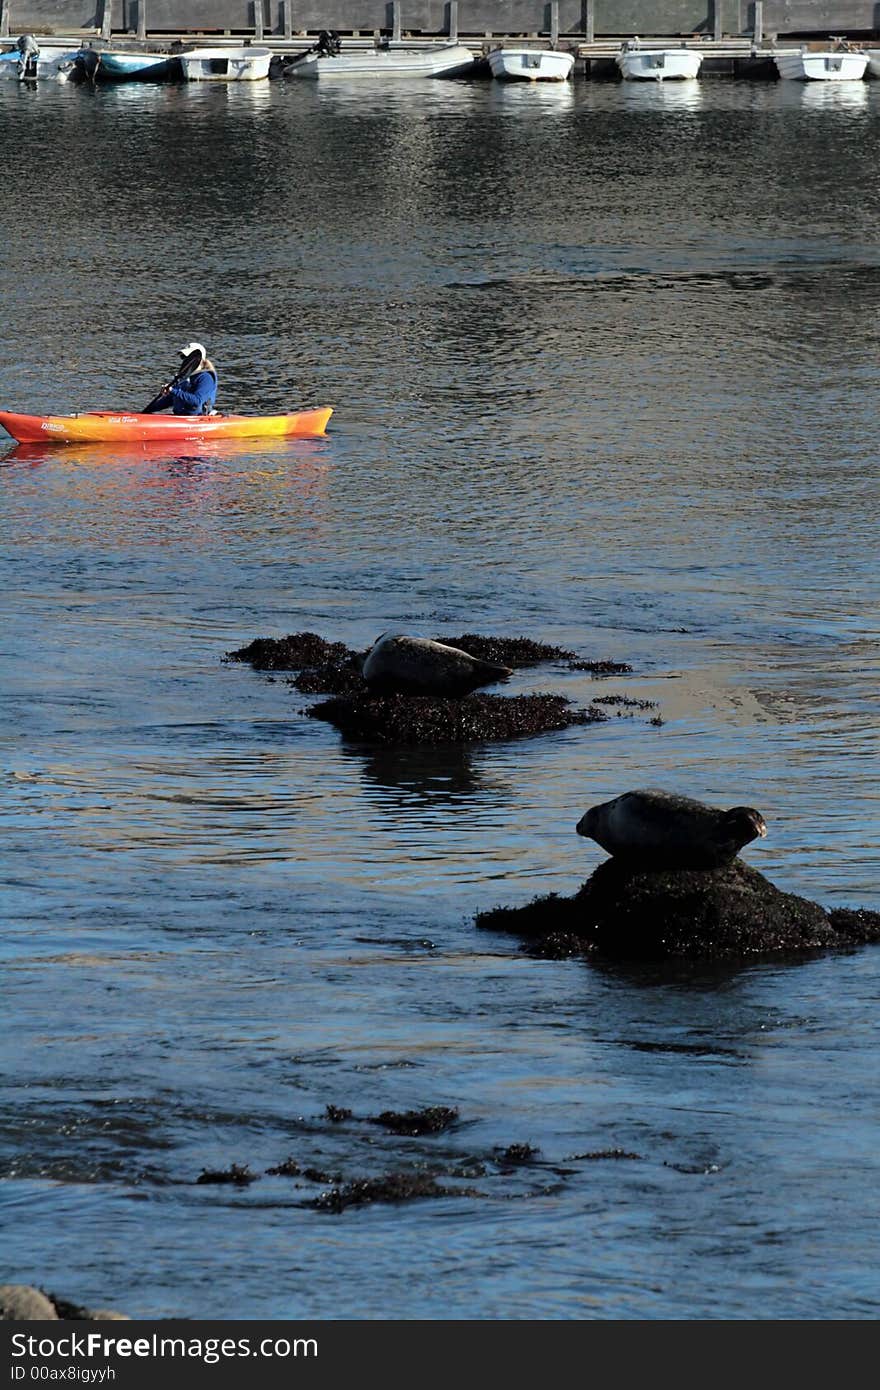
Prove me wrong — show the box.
[144,342,218,416]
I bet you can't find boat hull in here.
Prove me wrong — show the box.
[287,44,474,78]
[180,47,272,81]
[93,50,182,82]
[615,49,702,80]
[487,48,574,81]
[774,51,868,80]
[0,408,333,445]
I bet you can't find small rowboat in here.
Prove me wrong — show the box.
[773,48,867,81]
[615,45,703,81]
[179,46,272,81]
[487,47,575,81]
[0,408,333,445]
[286,43,475,79]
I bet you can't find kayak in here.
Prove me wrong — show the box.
[0,408,333,445]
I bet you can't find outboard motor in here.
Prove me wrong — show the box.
[315,29,341,57]
[16,34,39,80]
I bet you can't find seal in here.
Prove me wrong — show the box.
[362,633,513,698]
[576,789,767,869]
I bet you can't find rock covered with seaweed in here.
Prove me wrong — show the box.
[478,790,880,963]
[225,630,653,746]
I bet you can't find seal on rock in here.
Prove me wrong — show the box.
[576,789,767,869]
[362,633,513,698]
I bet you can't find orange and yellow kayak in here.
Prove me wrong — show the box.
[0,407,333,445]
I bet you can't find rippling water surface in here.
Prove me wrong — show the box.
[1,74,879,1320]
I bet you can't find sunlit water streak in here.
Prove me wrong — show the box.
[1,78,879,1320]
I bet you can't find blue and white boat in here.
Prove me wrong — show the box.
[85,48,182,82]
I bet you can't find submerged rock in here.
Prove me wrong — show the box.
[477,859,880,963]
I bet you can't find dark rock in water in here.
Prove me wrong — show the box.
[437,634,576,666]
[308,692,605,746]
[477,860,880,963]
[577,859,833,960]
[226,632,352,671]
[827,907,880,943]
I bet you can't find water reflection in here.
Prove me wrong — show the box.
[487,81,575,111]
[778,80,870,111]
[353,742,492,804]
[1,435,332,470]
[616,80,704,112]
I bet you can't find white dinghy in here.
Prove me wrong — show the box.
[774,47,867,81]
[285,34,474,79]
[487,46,575,82]
[615,41,702,81]
[180,46,272,81]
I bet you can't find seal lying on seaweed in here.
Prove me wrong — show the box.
[363,633,513,698]
[576,789,767,870]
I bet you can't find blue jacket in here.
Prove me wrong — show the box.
[150,368,218,416]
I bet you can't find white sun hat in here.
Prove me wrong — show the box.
[179,341,207,361]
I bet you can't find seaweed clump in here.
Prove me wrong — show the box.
[196,1163,257,1186]
[436,635,575,666]
[369,1106,459,1136]
[477,859,880,964]
[226,632,351,671]
[308,692,606,746]
[312,1172,480,1213]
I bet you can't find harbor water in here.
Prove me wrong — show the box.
[1,74,879,1320]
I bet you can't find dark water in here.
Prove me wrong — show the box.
[1,75,879,1320]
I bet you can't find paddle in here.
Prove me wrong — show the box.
[143,349,203,413]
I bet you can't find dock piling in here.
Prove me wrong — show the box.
[446,0,458,43]
[137,0,147,42]
[0,0,9,39]
[753,1,763,42]
[582,0,594,43]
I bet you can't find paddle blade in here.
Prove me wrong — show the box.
[143,349,204,413]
